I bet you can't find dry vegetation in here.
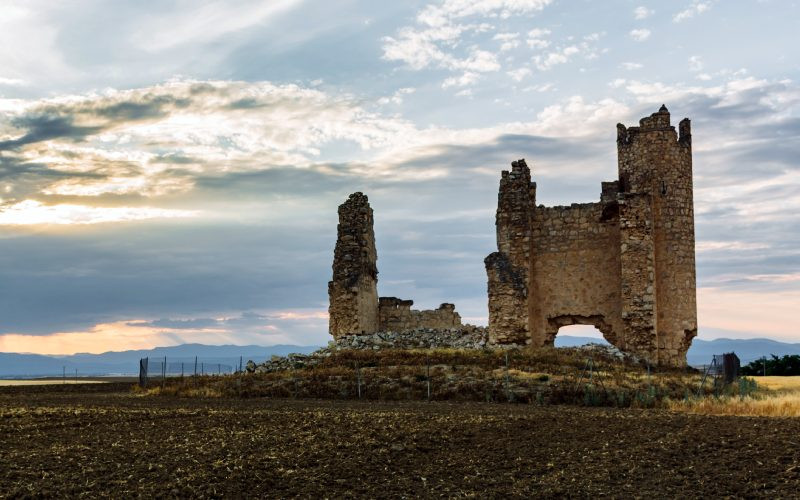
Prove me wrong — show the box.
[669,376,800,417]
[142,347,706,408]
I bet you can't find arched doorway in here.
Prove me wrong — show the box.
[552,324,610,348]
[544,314,618,347]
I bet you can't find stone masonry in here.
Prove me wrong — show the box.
[485,106,697,366]
[328,193,464,339]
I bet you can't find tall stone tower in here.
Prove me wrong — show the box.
[328,192,379,338]
[484,160,534,344]
[485,106,698,366]
[616,105,697,364]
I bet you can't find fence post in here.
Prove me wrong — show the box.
[75,369,78,384]
[201,362,204,375]
[239,356,243,373]
[194,356,198,377]
[426,357,431,402]
[505,352,511,402]
[63,366,65,385]
[356,362,361,399]
[181,362,184,379]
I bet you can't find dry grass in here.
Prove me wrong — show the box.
[752,376,800,392]
[669,376,800,417]
[141,347,704,407]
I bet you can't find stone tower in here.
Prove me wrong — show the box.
[485,106,697,366]
[328,192,379,338]
[616,105,697,364]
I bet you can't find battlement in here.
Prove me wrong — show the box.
[617,105,691,148]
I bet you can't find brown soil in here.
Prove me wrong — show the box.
[1,384,798,498]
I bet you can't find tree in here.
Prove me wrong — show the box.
[740,355,800,376]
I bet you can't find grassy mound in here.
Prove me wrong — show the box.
[138,347,706,407]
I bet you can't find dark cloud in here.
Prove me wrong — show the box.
[0,114,103,150]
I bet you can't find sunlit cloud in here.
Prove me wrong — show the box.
[0,200,198,225]
[0,309,328,355]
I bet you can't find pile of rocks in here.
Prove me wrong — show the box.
[247,353,314,374]
[325,325,490,351]
[575,342,642,364]
[247,326,494,374]
[245,328,641,374]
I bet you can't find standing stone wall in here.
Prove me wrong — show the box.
[528,202,623,348]
[328,192,379,338]
[484,160,534,344]
[486,106,698,366]
[329,194,464,338]
[378,297,462,331]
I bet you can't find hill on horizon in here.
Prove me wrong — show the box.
[3,337,800,377]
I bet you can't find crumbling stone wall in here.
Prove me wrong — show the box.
[485,106,697,366]
[329,194,464,337]
[484,160,533,344]
[378,297,461,331]
[328,192,379,338]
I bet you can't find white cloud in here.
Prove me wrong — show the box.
[673,1,713,22]
[522,83,554,92]
[493,32,520,51]
[534,45,580,70]
[688,55,704,72]
[133,0,303,51]
[526,28,551,49]
[629,28,651,41]
[633,6,653,19]
[377,87,417,106]
[382,0,553,84]
[416,0,552,27]
[621,62,643,70]
[442,71,480,88]
[507,68,532,81]
[0,77,25,86]
[0,200,198,225]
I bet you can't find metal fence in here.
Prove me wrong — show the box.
[138,356,243,388]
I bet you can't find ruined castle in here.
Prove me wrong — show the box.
[327,192,463,337]
[329,106,697,366]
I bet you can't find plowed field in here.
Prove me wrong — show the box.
[1,383,798,497]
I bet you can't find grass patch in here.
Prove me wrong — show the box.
[669,376,800,417]
[138,347,706,407]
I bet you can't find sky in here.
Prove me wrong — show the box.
[0,0,798,354]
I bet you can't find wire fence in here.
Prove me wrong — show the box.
[138,356,244,388]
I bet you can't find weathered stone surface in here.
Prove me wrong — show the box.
[486,106,697,366]
[327,107,697,367]
[378,297,461,332]
[328,193,465,338]
[328,192,379,338]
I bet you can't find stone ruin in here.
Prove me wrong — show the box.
[328,106,697,366]
[327,192,464,339]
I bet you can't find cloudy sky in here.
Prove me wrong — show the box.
[0,0,798,354]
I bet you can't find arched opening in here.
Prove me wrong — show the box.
[545,314,617,347]
[553,325,610,348]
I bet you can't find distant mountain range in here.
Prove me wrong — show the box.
[554,336,800,366]
[0,343,319,378]
[3,337,800,377]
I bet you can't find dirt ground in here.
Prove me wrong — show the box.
[1,383,799,498]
